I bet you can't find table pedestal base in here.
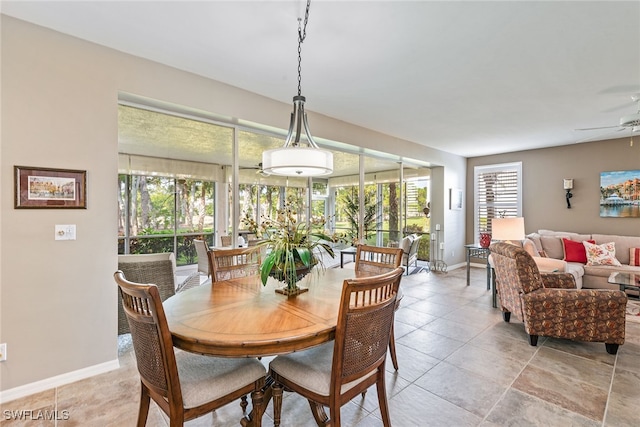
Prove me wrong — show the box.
[240,385,267,427]
[241,378,271,427]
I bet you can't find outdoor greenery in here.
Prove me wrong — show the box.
[119,173,430,266]
[118,174,215,265]
[338,186,379,245]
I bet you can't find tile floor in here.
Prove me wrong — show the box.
[2,265,639,426]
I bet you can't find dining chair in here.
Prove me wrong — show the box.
[114,271,267,427]
[269,267,403,427]
[192,239,210,277]
[355,244,403,274]
[354,244,404,370]
[209,246,262,282]
[117,253,177,335]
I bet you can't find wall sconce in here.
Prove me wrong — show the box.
[564,179,574,209]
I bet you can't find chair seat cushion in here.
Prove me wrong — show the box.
[175,350,266,408]
[269,342,375,397]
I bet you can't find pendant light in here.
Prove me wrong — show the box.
[262,0,333,177]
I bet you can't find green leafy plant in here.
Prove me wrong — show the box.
[258,200,338,290]
[341,189,379,245]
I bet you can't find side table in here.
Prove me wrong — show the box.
[464,244,491,290]
[340,247,357,268]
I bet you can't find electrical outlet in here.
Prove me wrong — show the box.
[0,343,7,362]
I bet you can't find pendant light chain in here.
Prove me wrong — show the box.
[262,0,333,177]
[297,0,310,97]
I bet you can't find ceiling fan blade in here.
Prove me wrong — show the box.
[575,125,620,131]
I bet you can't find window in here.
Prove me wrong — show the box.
[118,102,432,267]
[118,174,215,266]
[474,162,522,238]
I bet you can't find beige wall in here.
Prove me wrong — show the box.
[466,139,640,242]
[1,16,467,394]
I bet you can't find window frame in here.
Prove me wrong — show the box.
[473,162,522,240]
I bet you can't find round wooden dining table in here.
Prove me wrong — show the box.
[163,267,360,426]
[164,267,358,358]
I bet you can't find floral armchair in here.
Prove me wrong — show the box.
[489,242,627,354]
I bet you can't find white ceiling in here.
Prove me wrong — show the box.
[3,0,640,158]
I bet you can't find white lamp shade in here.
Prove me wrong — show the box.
[262,147,333,177]
[491,217,525,242]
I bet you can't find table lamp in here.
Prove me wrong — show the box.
[491,217,525,244]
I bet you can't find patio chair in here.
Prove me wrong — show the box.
[117,253,177,335]
[401,234,421,275]
[220,235,232,247]
[193,239,210,277]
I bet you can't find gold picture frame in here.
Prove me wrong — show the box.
[14,166,87,209]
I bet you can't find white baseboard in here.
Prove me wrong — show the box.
[0,359,120,404]
[448,262,466,270]
[468,262,488,269]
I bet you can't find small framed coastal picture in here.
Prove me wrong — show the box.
[14,166,87,209]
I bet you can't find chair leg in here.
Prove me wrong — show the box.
[308,400,330,425]
[137,383,151,427]
[528,334,538,346]
[240,395,248,413]
[329,402,341,427]
[168,411,185,427]
[272,382,283,427]
[502,311,511,322]
[389,323,399,371]
[605,343,619,355]
[376,368,392,427]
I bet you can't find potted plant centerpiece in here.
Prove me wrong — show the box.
[254,201,337,295]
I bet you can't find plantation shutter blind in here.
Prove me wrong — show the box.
[474,163,522,238]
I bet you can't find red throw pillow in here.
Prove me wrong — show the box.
[562,238,594,264]
[631,248,640,266]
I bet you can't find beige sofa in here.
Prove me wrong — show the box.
[524,230,640,290]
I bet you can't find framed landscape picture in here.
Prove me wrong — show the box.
[599,170,640,218]
[14,166,87,209]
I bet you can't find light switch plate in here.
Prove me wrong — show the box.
[55,224,76,240]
